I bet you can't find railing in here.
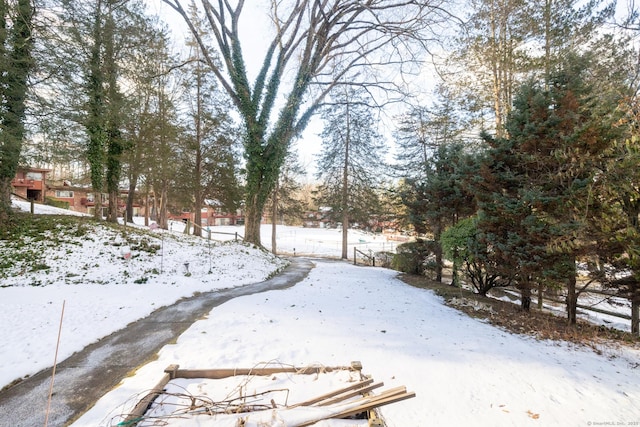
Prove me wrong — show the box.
[10,178,35,187]
[184,219,244,242]
[354,247,375,266]
[498,286,637,333]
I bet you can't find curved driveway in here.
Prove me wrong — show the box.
[0,257,313,427]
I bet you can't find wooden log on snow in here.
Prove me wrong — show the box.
[169,364,358,380]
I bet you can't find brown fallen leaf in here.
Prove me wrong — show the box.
[527,410,540,419]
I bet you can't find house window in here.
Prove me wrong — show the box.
[55,190,74,198]
[87,193,107,202]
[26,171,42,180]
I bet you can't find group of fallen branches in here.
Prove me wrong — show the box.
[103,362,414,427]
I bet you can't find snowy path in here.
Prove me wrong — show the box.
[75,260,640,427]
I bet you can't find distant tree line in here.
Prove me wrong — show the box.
[1,0,242,229]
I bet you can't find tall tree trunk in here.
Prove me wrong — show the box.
[144,188,150,226]
[242,130,271,246]
[271,179,278,255]
[107,190,118,222]
[520,283,532,311]
[159,182,168,229]
[104,1,122,224]
[244,194,263,244]
[193,58,203,237]
[0,179,13,222]
[88,0,105,220]
[341,211,349,259]
[566,275,577,325]
[341,101,351,260]
[567,256,578,325]
[126,173,139,223]
[434,219,443,282]
[566,257,578,325]
[151,189,158,221]
[194,188,202,236]
[537,282,544,309]
[193,149,202,236]
[93,191,103,219]
[0,0,33,218]
[631,292,639,336]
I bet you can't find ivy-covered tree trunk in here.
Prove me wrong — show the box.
[271,178,279,255]
[0,0,34,220]
[242,120,288,245]
[104,2,124,223]
[244,192,266,245]
[87,0,105,220]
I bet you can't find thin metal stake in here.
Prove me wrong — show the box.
[44,300,65,427]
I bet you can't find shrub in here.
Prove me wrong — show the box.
[45,197,70,210]
[392,239,439,277]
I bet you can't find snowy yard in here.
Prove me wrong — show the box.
[2,200,640,426]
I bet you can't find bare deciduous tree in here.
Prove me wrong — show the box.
[162,0,452,245]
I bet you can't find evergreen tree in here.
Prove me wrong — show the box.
[395,90,474,282]
[44,0,161,221]
[177,9,240,236]
[120,20,173,225]
[440,216,508,293]
[400,143,475,282]
[315,88,386,259]
[147,71,181,229]
[393,87,465,181]
[0,0,34,220]
[594,88,640,334]
[474,53,623,319]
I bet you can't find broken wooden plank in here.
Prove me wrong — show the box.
[316,382,385,406]
[290,378,375,407]
[331,390,417,421]
[120,372,172,426]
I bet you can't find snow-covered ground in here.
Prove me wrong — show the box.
[1,201,289,389]
[3,200,640,426]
